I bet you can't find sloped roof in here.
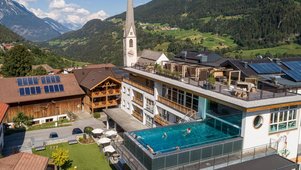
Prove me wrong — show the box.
[0,74,85,104]
[0,102,9,123]
[32,64,54,73]
[0,152,48,170]
[84,63,115,69]
[74,67,124,90]
[137,50,167,65]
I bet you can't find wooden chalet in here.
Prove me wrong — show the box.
[0,74,85,123]
[74,67,124,113]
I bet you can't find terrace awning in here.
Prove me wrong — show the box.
[104,108,148,132]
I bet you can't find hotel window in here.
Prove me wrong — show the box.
[145,115,153,127]
[127,102,130,110]
[122,100,125,106]
[122,86,126,93]
[145,98,154,113]
[269,106,298,133]
[127,88,130,96]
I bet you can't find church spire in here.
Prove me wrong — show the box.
[123,0,138,67]
[125,0,136,37]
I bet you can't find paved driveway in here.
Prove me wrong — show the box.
[3,118,106,155]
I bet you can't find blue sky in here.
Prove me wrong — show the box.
[16,0,151,28]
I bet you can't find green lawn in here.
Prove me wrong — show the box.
[226,43,301,59]
[33,143,112,170]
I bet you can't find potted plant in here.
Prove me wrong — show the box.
[207,74,216,90]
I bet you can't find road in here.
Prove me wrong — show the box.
[3,117,107,155]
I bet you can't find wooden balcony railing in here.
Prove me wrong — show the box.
[92,100,118,108]
[157,95,196,119]
[132,111,143,122]
[92,89,121,97]
[133,97,143,106]
[123,79,154,95]
[154,115,169,126]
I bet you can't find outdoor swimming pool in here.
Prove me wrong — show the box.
[132,118,240,154]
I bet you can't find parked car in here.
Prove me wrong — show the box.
[72,128,83,135]
[49,132,58,139]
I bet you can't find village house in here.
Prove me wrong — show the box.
[0,74,85,124]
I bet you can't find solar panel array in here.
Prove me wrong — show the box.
[19,86,42,96]
[17,75,64,96]
[249,63,282,74]
[17,77,39,86]
[283,70,301,82]
[41,76,61,84]
[282,61,301,71]
[44,84,64,93]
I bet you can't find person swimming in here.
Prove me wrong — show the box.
[187,128,191,134]
[162,132,168,139]
[147,145,155,154]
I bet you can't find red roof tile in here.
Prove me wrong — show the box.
[0,152,48,170]
[0,102,9,123]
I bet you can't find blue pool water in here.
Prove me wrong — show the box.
[133,120,239,154]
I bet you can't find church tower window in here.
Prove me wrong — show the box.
[129,39,133,47]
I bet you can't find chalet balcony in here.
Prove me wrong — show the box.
[154,115,169,126]
[92,100,118,108]
[133,97,143,107]
[157,95,197,119]
[123,78,154,95]
[92,89,121,98]
[132,110,143,122]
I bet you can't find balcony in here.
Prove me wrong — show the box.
[123,78,154,95]
[154,115,169,126]
[133,97,143,107]
[93,100,118,108]
[132,111,143,122]
[92,89,120,98]
[158,95,197,119]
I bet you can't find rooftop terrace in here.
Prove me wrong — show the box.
[124,66,301,112]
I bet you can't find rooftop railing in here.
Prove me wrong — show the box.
[123,78,154,95]
[130,65,299,101]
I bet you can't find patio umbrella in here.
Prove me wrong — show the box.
[92,128,104,134]
[98,137,111,144]
[103,145,116,153]
[105,130,117,137]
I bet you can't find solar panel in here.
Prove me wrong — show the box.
[282,61,301,70]
[49,85,54,92]
[249,63,282,74]
[41,77,46,84]
[17,78,23,86]
[19,88,25,96]
[30,87,36,95]
[51,76,56,83]
[44,86,49,93]
[33,77,39,84]
[46,76,51,84]
[59,84,64,92]
[36,87,41,94]
[54,84,59,92]
[28,78,34,85]
[55,76,61,83]
[23,78,29,86]
[25,87,30,95]
[283,70,301,82]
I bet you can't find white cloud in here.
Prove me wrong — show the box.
[27,0,110,30]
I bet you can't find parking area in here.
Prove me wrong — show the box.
[3,117,106,155]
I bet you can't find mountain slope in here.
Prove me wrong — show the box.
[0,0,61,42]
[0,24,24,42]
[43,17,71,34]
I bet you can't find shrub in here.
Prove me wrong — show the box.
[93,112,101,119]
[84,126,94,135]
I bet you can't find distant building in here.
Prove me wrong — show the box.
[136,49,169,66]
[0,102,8,154]
[74,67,126,113]
[0,152,49,170]
[84,63,115,69]
[0,74,85,124]
[32,64,60,75]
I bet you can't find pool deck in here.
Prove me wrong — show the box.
[104,108,148,132]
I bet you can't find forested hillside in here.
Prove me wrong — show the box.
[44,0,301,65]
[115,0,301,49]
[0,24,24,42]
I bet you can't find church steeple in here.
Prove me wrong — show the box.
[123,0,138,67]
